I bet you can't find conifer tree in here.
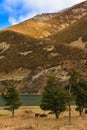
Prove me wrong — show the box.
[40,76,68,119]
[75,79,87,116]
[2,84,22,117]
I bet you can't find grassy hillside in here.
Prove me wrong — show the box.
[0,15,87,93]
[50,15,87,43]
[0,30,37,44]
[5,21,55,38]
[0,39,86,73]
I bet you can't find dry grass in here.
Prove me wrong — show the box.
[0,106,87,130]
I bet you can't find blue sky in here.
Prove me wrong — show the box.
[0,0,84,29]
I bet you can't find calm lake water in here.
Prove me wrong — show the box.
[0,95,42,106]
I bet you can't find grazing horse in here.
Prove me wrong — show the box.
[35,113,47,118]
[39,113,47,117]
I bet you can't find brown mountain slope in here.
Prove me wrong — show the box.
[3,0,87,39]
[0,1,87,93]
[50,15,87,44]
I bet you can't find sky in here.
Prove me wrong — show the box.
[0,0,84,29]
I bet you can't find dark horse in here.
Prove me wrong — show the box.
[35,113,47,118]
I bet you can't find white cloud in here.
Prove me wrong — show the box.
[21,0,85,12]
[2,0,85,25]
[8,16,18,25]
[8,12,37,25]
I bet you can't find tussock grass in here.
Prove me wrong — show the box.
[0,106,87,130]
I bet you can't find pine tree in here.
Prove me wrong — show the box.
[2,84,22,117]
[66,70,79,122]
[40,76,68,119]
[75,79,87,116]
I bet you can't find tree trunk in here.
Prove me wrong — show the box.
[68,85,72,122]
[79,110,82,116]
[12,107,15,117]
[79,108,83,116]
[55,111,59,119]
[69,102,71,122]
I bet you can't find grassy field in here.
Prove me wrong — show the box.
[0,106,87,130]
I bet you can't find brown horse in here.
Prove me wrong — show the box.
[35,113,47,118]
[39,113,47,117]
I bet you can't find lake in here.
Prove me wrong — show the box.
[0,95,42,106]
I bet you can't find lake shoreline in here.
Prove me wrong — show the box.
[0,95,42,106]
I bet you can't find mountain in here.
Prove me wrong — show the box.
[0,1,87,93]
[4,1,87,38]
